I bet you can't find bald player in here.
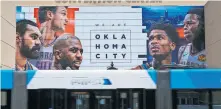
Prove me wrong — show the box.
[28,6,69,70]
[131,23,179,70]
[51,34,83,70]
[178,8,207,68]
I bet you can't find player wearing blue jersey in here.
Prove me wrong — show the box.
[131,23,179,70]
[16,19,42,71]
[51,34,83,70]
[28,6,69,70]
[178,8,207,68]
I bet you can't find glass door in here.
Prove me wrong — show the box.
[96,96,112,109]
[94,91,113,109]
[67,91,90,109]
[117,90,130,109]
[117,89,145,109]
[146,90,156,109]
[54,90,65,109]
[1,90,11,109]
[39,89,53,109]
[132,92,139,109]
[132,89,144,109]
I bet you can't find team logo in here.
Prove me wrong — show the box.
[183,52,188,57]
[71,78,112,86]
[198,54,206,62]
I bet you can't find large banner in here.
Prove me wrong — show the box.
[15,6,206,70]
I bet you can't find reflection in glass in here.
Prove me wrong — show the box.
[39,90,52,109]
[54,90,65,109]
[95,91,112,109]
[68,92,90,109]
[120,92,128,109]
[96,96,112,109]
[133,93,139,109]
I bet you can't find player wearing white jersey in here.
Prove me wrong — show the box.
[179,43,206,68]
[29,45,54,70]
[178,8,207,68]
[28,6,68,70]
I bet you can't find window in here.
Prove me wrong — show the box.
[54,90,65,109]
[95,91,113,109]
[181,98,186,105]
[39,90,53,109]
[1,90,11,109]
[133,93,139,109]
[120,92,128,109]
[28,90,38,109]
[176,90,209,105]
[193,98,199,105]
[67,91,90,109]
[187,98,193,105]
[212,90,221,105]
[177,98,180,105]
[1,91,7,106]
[146,90,155,109]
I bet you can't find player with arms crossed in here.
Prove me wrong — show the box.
[16,19,42,71]
[131,23,179,70]
[178,8,207,68]
[51,34,83,70]
[29,6,68,70]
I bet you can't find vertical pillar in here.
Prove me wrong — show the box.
[208,90,213,109]
[143,89,146,109]
[11,71,27,109]
[156,70,172,109]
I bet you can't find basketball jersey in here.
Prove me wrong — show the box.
[141,64,152,70]
[28,42,55,70]
[15,61,38,71]
[179,43,207,68]
[132,62,176,70]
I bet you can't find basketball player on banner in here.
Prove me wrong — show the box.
[16,20,42,71]
[178,8,207,68]
[131,23,179,70]
[51,34,83,70]
[28,6,69,70]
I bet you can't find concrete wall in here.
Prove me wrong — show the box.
[204,1,221,68]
